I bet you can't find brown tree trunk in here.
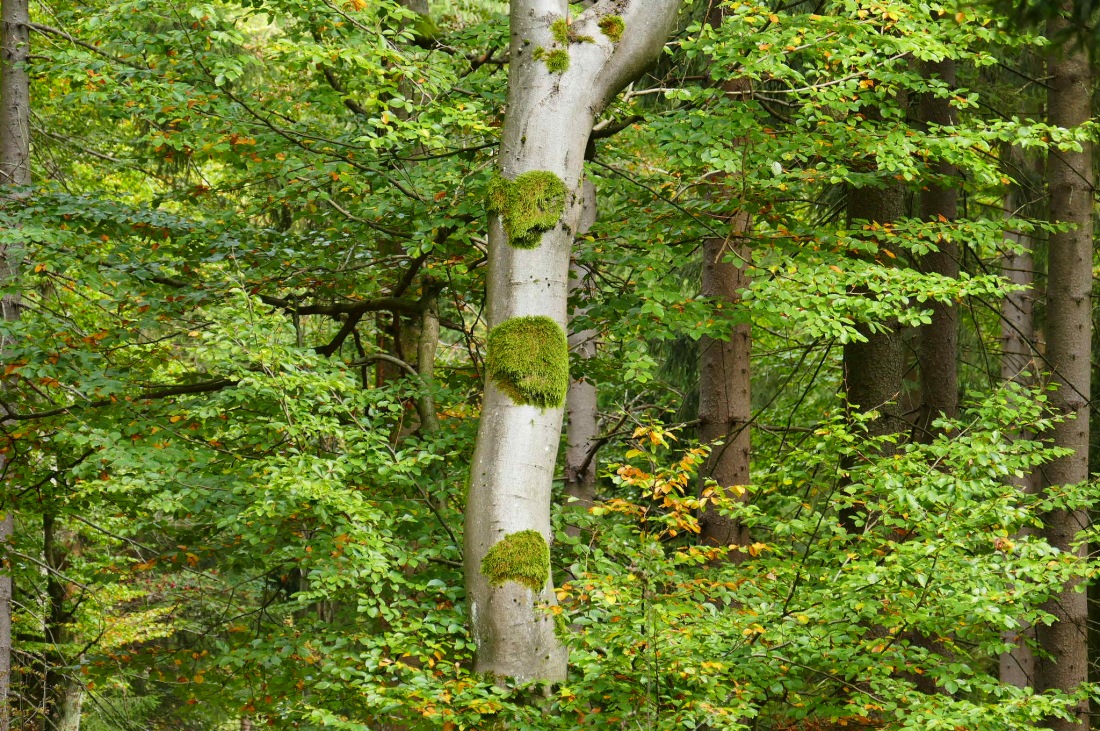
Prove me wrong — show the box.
[0,0,30,727]
[916,59,958,436]
[43,515,82,731]
[697,17,752,550]
[999,188,1039,688]
[564,181,599,526]
[843,186,906,442]
[698,231,751,551]
[1034,15,1092,729]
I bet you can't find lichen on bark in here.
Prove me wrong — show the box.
[486,316,569,408]
[486,171,567,248]
[480,530,550,591]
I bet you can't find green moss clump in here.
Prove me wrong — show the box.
[481,530,550,591]
[532,46,546,61]
[486,316,569,408]
[598,15,624,43]
[486,171,567,248]
[550,18,570,44]
[544,48,570,73]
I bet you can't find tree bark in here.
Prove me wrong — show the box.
[0,0,29,727]
[843,186,906,441]
[415,284,440,434]
[0,0,27,187]
[43,514,82,731]
[564,180,598,525]
[697,12,752,551]
[916,59,958,436]
[698,232,751,550]
[465,0,682,681]
[998,192,1038,688]
[1034,15,1092,729]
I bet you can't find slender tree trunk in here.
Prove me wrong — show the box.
[697,16,752,550]
[999,189,1038,688]
[564,181,598,525]
[916,59,958,435]
[843,186,906,441]
[43,514,82,731]
[415,284,440,434]
[0,0,27,187]
[465,0,682,681]
[1034,16,1092,729]
[698,232,751,550]
[0,0,30,727]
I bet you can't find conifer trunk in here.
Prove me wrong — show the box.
[843,186,905,440]
[1034,16,1092,729]
[697,18,752,550]
[0,0,29,726]
[916,59,958,435]
[465,0,681,681]
[999,189,1038,688]
[698,232,751,549]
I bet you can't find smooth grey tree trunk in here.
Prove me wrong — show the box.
[564,181,598,525]
[0,0,29,727]
[465,0,682,681]
[1034,16,1092,730]
[999,189,1038,688]
[916,59,958,435]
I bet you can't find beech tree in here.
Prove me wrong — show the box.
[0,0,29,727]
[465,0,682,680]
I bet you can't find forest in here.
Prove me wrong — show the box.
[0,0,1098,728]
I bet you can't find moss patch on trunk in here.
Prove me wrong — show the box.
[598,15,624,43]
[481,530,550,591]
[487,171,567,248]
[486,316,569,408]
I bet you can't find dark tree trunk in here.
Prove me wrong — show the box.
[697,16,752,550]
[843,186,906,441]
[43,515,81,731]
[1034,15,1092,730]
[916,59,958,436]
[698,232,751,550]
